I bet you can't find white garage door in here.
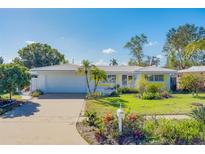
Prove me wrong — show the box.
[45,71,87,93]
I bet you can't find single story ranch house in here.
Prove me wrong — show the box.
[30,64,177,94]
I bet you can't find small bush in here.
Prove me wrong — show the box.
[109,91,120,97]
[85,111,100,127]
[146,83,161,93]
[191,106,205,124]
[31,89,43,97]
[118,87,138,94]
[142,92,161,100]
[140,83,169,100]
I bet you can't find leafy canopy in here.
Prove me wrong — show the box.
[0,63,31,99]
[179,74,205,96]
[77,59,94,94]
[124,34,148,66]
[90,66,107,93]
[163,24,205,69]
[15,43,68,69]
[109,58,118,66]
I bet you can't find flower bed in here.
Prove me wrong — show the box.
[77,111,205,145]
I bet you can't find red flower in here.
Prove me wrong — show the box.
[127,113,138,122]
[102,112,114,124]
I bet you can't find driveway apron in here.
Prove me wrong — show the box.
[0,94,87,145]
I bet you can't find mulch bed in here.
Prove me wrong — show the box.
[76,121,100,145]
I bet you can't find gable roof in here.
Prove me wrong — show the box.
[178,66,205,73]
[30,64,176,74]
[30,64,80,71]
[30,64,143,73]
[135,66,177,74]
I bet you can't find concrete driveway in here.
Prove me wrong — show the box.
[0,94,87,145]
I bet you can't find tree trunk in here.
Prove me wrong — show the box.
[9,91,12,100]
[93,80,99,93]
[85,72,91,94]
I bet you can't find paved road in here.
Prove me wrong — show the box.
[0,94,87,145]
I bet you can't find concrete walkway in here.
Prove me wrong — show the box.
[0,94,87,145]
[145,114,190,120]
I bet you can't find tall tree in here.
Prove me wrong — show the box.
[0,56,3,64]
[77,59,93,94]
[90,66,107,93]
[124,34,148,66]
[144,56,160,66]
[109,58,118,66]
[16,43,68,69]
[163,24,205,69]
[185,38,205,52]
[0,64,31,100]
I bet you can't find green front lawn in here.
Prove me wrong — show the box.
[85,93,205,115]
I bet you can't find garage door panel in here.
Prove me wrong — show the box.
[45,72,87,93]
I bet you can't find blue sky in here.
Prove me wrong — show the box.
[0,9,205,66]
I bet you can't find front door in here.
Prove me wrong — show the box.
[122,75,127,87]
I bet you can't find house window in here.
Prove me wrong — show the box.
[145,75,164,82]
[155,75,164,81]
[107,75,116,84]
[128,76,133,81]
[145,75,154,81]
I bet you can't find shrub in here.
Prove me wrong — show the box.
[142,92,161,100]
[85,111,100,127]
[109,91,120,97]
[179,74,205,97]
[121,113,146,144]
[83,112,205,144]
[101,112,119,140]
[146,83,162,93]
[144,119,204,145]
[191,106,205,124]
[31,89,43,97]
[138,77,148,96]
[140,83,168,100]
[118,87,138,94]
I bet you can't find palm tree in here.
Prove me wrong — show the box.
[90,66,107,93]
[78,59,93,94]
[109,58,118,66]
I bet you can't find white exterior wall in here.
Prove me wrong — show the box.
[31,71,87,93]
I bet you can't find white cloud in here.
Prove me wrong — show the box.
[146,41,158,47]
[25,40,36,45]
[95,60,109,66]
[102,48,116,55]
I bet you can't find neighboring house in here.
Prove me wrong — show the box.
[178,66,205,74]
[30,64,177,94]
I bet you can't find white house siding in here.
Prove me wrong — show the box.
[32,71,87,93]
